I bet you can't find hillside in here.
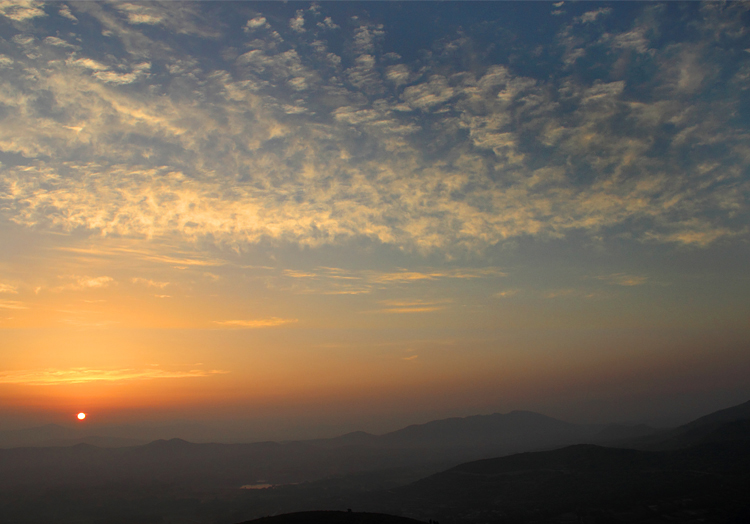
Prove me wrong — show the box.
[380,419,750,523]
[239,511,424,524]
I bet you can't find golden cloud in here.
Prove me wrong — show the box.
[213,317,298,328]
[0,367,229,386]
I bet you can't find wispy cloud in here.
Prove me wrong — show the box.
[213,317,298,328]
[275,267,505,295]
[596,273,648,287]
[545,289,597,299]
[131,277,170,289]
[53,276,114,292]
[0,283,18,294]
[0,367,228,386]
[378,299,451,314]
[0,299,27,310]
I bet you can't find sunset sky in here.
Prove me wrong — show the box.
[1,1,749,440]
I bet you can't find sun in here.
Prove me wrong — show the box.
[77,412,86,420]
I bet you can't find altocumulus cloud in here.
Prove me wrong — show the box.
[0,2,747,254]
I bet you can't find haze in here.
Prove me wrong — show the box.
[1,1,749,441]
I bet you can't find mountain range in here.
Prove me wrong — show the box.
[2,400,749,524]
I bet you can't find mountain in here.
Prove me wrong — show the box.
[238,511,424,524]
[0,424,146,449]
[591,422,657,443]
[0,421,210,449]
[0,424,80,448]
[381,426,750,523]
[3,400,750,524]
[380,410,594,448]
[617,398,750,451]
[0,410,609,493]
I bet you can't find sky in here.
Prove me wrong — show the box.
[0,1,749,440]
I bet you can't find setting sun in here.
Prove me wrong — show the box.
[77,412,86,421]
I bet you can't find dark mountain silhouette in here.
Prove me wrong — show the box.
[378,423,750,523]
[3,400,750,524]
[0,410,611,492]
[614,398,750,451]
[682,398,750,428]
[379,411,596,450]
[591,422,656,442]
[0,423,79,448]
[238,511,424,524]
[0,421,220,449]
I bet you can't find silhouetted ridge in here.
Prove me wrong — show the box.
[238,511,424,524]
[145,437,193,448]
[391,432,750,523]
[449,444,656,475]
[379,410,591,450]
[625,398,750,450]
[682,398,750,429]
[594,423,656,442]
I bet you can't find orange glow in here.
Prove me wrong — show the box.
[77,412,86,420]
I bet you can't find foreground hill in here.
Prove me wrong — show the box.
[239,511,424,524]
[620,399,750,451]
[380,423,750,523]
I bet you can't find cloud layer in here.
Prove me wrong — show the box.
[0,2,747,255]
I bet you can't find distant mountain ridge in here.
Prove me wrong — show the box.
[0,409,659,490]
[2,399,749,524]
[2,399,748,491]
[0,410,653,451]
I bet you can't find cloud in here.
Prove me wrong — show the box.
[545,289,596,299]
[65,56,151,84]
[112,2,221,38]
[317,17,339,30]
[577,8,612,24]
[53,276,115,292]
[283,270,318,279]
[0,283,18,294]
[372,268,505,283]
[402,75,455,109]
[245,17,268,32]
[73,276,113,288]
[378,299,450,314]
[289,10,305,33]
[44,36,77,49]
[58,4,77,22]
[213,317,298,328]
[0,367,228,386]
[373,271,444,283]
[0,2,746,257]
[0,0,45,21]
[131,277,169,288]
[597,273,648,287]
[272,267,505,296]
[0,300,27,310]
